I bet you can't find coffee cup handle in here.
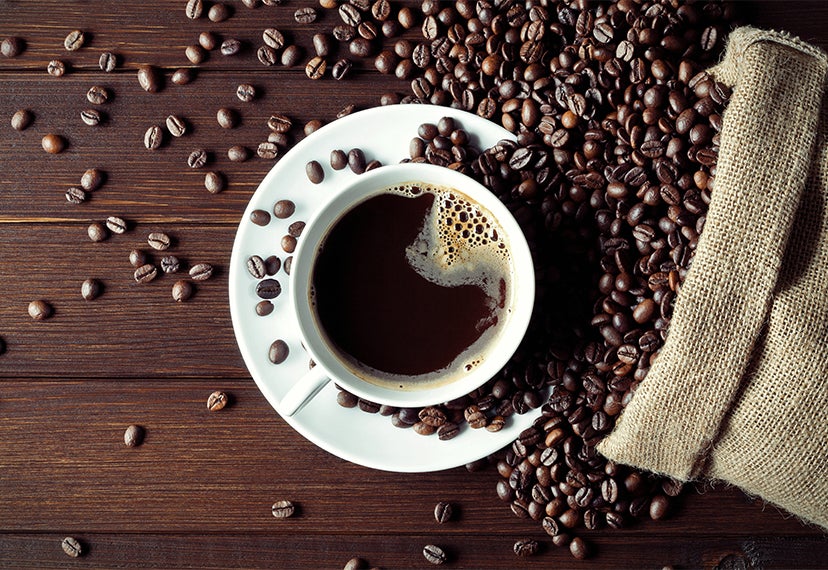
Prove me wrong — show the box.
[278,365,330,417]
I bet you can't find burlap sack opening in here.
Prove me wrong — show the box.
[597,27,828,530]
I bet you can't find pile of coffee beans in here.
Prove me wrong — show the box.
[324,0,735,559]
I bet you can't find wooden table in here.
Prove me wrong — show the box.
[1,2,826,568]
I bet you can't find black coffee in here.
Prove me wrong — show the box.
[312,183,512,390]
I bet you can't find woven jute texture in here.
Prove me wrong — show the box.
[598,27,828,530]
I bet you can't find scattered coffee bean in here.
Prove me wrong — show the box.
[267,113,292,133]
[258,46,278,66]
[262,28,285,49]
[207,390,228,411]
[281,45,302,67]
[204,171,225,194]
[422,544,447,565]
[161,255,180,273]
[570,537,589,560]
[255,300,274,316]
[227,145,250,162]
[166,115,186,137]
[257,142,279,160]
[185,44,206,64]
[61,537,82,558]
[188,149,208,168]
[281,235,297,253]
[1,37,23,58]
[189,263,213,281]
[136,64,161,93]
[28,300,52,321]
[343,557,366,570]
[264,255,281,276]
[312,33,331,57]
[217,108,238,129]
[134,263,158,284]
[236,83,256,102]
[514,539,539,557]
[64,30,85,51]
[283,257,293,275]
[65,187,87,204]
[105,216,127,234]
[47,59,66,77]
[81,168,104,191]
[171,68,193,86]
[208,2,231,22]
[273,200,295,219]
[250,209,271,226]
[347,148,366,173]
[288,221,305,237]
[11,109,32,131]
[185,0,203,19]
[81,278,102,301]
[330,149,347,170]
[172,279,193,302]
[294,7,317,23]
[124,424,144,447]
[99,51,117,72]
[87,222,108,242]
[144,126,163,150]
[42,134,65,154]
[198,31,218,51]
[80,109,102,126]
[257,279,282,300]
[306,160,324,184]
[220,38,242,56]
[271,499,295,518]
[147,232,171,250]
[247,255,267,278]
[86,85,110,105]
[129,249,147,267]
[434,501,453,524]
[331,58,352,80]
[305,56,326,80]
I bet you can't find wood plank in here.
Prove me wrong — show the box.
[0,380,821,538]
[0,532,826,569]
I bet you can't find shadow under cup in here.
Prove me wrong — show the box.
[284,163,534,416]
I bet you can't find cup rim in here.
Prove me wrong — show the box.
[289,162,535,408]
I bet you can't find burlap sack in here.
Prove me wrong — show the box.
[598,27,828,530]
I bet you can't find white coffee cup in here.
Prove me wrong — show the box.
[278,162,535,417]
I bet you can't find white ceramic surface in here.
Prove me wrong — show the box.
[229,104,544,472]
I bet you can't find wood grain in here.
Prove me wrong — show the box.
[1,0,827,568]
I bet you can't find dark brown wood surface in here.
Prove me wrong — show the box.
[1,2,827,568]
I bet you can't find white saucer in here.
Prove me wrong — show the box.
[229,104,541,472]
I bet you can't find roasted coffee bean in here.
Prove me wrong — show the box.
[220,38,241,56]
[255,300,274,316]
[305,56,326,79]
[134,263,158,284]
[281,235,297,253]
[348,148,366,173]
[171,68,193,85]
[61,537,82,558]
[514,539,539,557]
[343,557,366,570]
[105,216,127,234]
[236,83,256,102]
[137,65,161,93]
[216,108,238,129]
[65,187,87,204]
[306,160,324,184]
[189,263,213,281]
[419,406,446,427]
[185,44,206,64]
[273,200,295,219]
[1,37,23,58]
[147,232,171,250]
[161,255,180,274]
[268,339,289,363]
[185,0,203,19]
[204,171,225,194]
[64,29,85,51]
[257,45,277,66]
[271,500,295,518]
[47,59,66,76]
[188,149,208,168]
[144,126,163,150]
[288,222,305,237]
[165,115,185,135]
[207,390,228,411]
[267,114,292,133]
[295,7,317,23]
[332,58,352,80]
[208,2,231,22]
[264,255,281,276]
[80,109,102,126]
[257,279,282,300]
[28,300,52,321]
[250,209,270,227]
[281,45,303,66]
[172,280,193,302]
[42,134,65,154]
[87,222,108,242]
[80,168,104,191]
[312,33,331,57]
[257,142,279,160]
[129,249,147,267]
[11,109,32,131]
[263,28,285,49]
[329,149,348,170]
[422,544,447,565]
[434,501,453,524]
[198,31,218,51]
[247,255,266,278]
[570,537,589,560]
[649,494,670,520]
[124,424,144,447]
